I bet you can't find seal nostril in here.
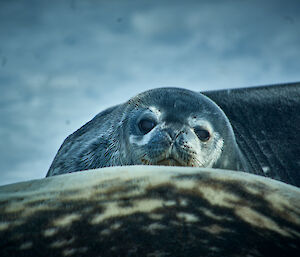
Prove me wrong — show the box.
[165,128,176,140]
[175,130,184,139]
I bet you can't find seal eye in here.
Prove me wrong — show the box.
[138,119,156,134]
[194,127,210,142]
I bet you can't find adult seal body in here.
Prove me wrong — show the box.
[46,88,248,177]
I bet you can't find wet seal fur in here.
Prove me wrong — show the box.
[1,166,300,256]
[46,88,248,177]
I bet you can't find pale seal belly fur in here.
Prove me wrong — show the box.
[46,88,249,177]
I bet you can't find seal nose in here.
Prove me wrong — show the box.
[166,128,177,140]
[165,126,183,141]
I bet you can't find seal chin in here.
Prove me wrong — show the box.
[156,157,185,167]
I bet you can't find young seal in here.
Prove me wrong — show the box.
[46,87,249,177]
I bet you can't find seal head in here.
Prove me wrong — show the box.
[46,88,248,176]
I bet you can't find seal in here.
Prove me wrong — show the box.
[2,166,300,257]
[46,87,249,177]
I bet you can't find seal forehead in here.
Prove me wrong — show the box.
[151,88,214,112]
[154,93,212,123]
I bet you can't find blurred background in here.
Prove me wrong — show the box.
[0,0,299,185]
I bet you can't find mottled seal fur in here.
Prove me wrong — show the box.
[46,88,248,177]
[1,166,300,257]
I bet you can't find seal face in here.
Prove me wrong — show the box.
[46,88,248,177]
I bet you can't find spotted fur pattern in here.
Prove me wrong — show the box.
[1,166,300,256]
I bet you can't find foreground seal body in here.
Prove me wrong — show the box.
[2,166,300,257]
[46,88,248,177]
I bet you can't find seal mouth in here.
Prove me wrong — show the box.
[156,157,185,167]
